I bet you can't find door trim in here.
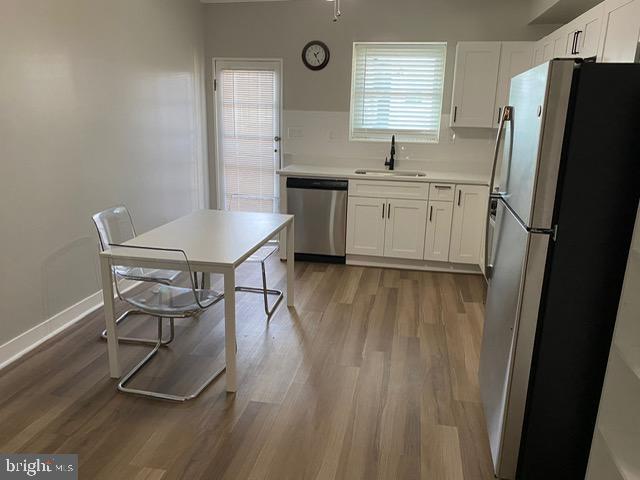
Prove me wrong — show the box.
[212,58,284,210]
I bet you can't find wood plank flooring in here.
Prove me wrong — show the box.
[0,259,493,479]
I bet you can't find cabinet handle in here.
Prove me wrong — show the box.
[453,106,458,123]
[382,203,385,219]
[387,203,391,219]
[458,190,462,206]
[574,30,582,54]
[435,185,452,190]
[429,205,433,222]
[497,107,502,124]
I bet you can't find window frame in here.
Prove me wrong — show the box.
[348,42,447,144]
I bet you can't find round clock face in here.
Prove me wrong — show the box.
[302,41,330,71]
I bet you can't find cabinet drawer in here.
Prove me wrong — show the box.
[429,183,455,202]
[349,180,429,200]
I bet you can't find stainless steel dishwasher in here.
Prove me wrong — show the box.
[286,177,348,262]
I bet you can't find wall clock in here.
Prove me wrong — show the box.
[302,41,330,71]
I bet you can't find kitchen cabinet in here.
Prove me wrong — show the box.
[449,185,489,265]
[451,41,533,128]
[347,196,427,259]
[565,4,603,58]
[384,200,428,260]
[424,201,453,262]
[532,0,639,66]
[450,42,501,128]
[493,42,533,125]
[598,0,640,62]
[346,196,386,256]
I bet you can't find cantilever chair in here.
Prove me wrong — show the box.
[92,206,211,345]
[109,244,224,401]
[230,194,284,321]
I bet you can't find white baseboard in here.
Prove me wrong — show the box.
[0,280,139,371]
[346,255,482,275]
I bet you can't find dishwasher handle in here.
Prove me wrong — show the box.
[286,177,348,191]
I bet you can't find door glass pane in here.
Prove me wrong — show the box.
[219,68,279,212]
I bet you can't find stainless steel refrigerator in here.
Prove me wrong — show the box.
[479,59,640,479]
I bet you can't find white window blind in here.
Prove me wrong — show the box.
[220,69,279,213]
[350,42,447,143]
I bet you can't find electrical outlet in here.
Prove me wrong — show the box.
[288,127,304,139]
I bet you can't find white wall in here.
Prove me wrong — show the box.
[203,0,555,201]
[0,0,207,347]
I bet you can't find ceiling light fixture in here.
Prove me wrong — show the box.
[326,0,342,22]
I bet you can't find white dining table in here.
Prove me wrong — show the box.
[99,209,295,393]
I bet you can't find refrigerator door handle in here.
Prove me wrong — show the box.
[485,106,512,279]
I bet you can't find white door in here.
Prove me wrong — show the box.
[214,59,282,212]
[384,199,428,260]
[424,200,453,262]
[450,42,501,128]
[494,42,533,125]
[346,196,386,257]
[449,185,489,265]
[598,0,640,62]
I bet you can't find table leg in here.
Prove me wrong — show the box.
[100,255,120,378]
[223,267,237,393]
[286,219,295,307]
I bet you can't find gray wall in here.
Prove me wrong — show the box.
[0,0,207,346]
[203,0,556,203]
[204,0,554,112]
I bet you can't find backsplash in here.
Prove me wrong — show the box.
[282,110,496,175]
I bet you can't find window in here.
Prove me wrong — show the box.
[349,42,447,143]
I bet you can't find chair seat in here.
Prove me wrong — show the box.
[246,244,279,264]
[123,284,223,317]
[115,266,182,285]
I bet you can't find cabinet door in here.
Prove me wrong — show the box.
[494,42,533,125]
[450,42,501,128]
[532,42,544,66]
[424,201,453,262]
[449,185,489,265]
[598,0,640,62]
[346,197,386,257]
[384,199,428,260]
[570,5,604,58]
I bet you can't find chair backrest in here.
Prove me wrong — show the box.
[92,206,136,252]
[108,244,208,310]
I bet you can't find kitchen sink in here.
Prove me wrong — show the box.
[354,168,427,178]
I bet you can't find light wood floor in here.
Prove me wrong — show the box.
[0,259,493,480]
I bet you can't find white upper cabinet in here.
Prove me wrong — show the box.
[451,42,533,128]
[384,199,428,260]
[449,185,489,265]
[565,4,604,58]
[598,0,640,62]
[450,42,501,128]
[346,196,386,257]
[533,0,639,66]
[424,200,454,262]
[493,42,533,125]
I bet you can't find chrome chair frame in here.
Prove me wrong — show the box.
[229,194,284,321]
[92,206,208,346]
[235,243,283,321]
[109,243,225,402]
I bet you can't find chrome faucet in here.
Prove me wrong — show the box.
[384,135,396,171]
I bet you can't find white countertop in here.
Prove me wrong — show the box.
[277,164,490,186]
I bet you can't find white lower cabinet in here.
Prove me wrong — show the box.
[424,201,453,262]
[347,180,488,270]
[346,196,427,259]
[384,199,428,260]
[346,196,386,256]
[449,185,489,265]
